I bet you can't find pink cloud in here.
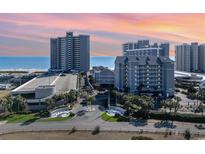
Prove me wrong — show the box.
[1,13,205,56]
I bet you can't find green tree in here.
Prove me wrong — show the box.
[167,99,174,113]
[5,96,13,113]
[123,95,154,119]
[139,96,154,118]
[174,96,182,104]
[123,101,134,119]
[14,95,27,112]
[86,95,96,109]
[160,99,168,113]
[2,95,27,113]
[0,98,7,112]
[187,84,197,94]
[45,98,54,111]
[173,98,180,114]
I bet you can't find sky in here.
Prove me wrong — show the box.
[0,13,205,57]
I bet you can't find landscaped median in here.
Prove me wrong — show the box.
[40,112,75,122]
[101,112,129,122]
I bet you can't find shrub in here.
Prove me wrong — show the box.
[92,126,100,135]
[131,136,153,140]
[184,129,191,140]
[69,112,75,118]
[175,89,180,93]
[164,129,169,138]
[69,126,77,134]
[38,110,50,118]
[139,129,144,134]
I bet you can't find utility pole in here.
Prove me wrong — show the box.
[49,74,50,85]
[116,93,117,106]
[108,89,110,109]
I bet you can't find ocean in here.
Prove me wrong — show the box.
[0,56,116,70]
[0,56,175,70]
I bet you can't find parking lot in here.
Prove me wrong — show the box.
[55,73,77,93]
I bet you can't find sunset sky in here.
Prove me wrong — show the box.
[0,13,205,57]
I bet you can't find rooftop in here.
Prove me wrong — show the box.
[12,73,77,94]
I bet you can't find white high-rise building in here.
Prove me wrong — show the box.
[123,40,169,57]
[175,42,205,72]
[175,43,191,72]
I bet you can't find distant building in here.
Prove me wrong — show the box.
[175,74,203,86]
[175,42,205,73]
[114,56,175,97]
[175,43,191,72]
[122,40,169,57]
[190,42,199,71]
[12,73,77,111]
[0,84,10,90]
[199,44,205,72]
[91,66,114,85]
[50,32,90,72]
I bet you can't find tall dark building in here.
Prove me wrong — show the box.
[50,32,90,72]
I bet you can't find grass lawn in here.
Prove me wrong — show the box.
[40,112,75,122]
[0,114,40,123]
[0,112,75,123]
[101,112,128,122]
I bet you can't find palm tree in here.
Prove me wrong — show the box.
[5,96,13,113]
[123,94,134,105]
[86,95,95,110]
[140,96,154,118]
[123,101,134,119]
[0,98,7,113]
[167,99,174,113]
[160,100,168,113]
[13,95,27,112]
[172,99,180,114]
[174,96,182,103]
[64,93,70,104]
[45,98,54,111]
[160,99,171,121]
[69,90,78,102]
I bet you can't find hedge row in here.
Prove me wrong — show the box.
[149,112,205,123]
